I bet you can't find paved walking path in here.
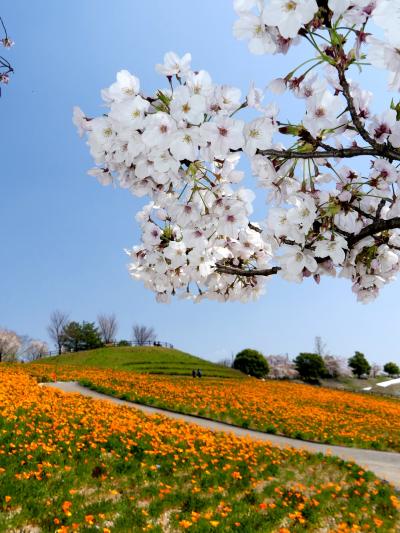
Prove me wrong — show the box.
[43,381,400,489]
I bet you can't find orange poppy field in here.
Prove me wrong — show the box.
[0,366,399,532]
[27,364,400,452]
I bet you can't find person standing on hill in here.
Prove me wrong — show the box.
[192,369,196,378]
[197,368,202,378]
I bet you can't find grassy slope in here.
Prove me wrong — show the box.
[320,376,400,397]
[35,346,243,378]
[3,368,399,532]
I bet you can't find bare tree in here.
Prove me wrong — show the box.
[132,324,156,346]
[97,313,118,344]
[47,310,69,355]
[314,336,329,357]
[0,328,21,362]
[217,358,233,368]
[26,340,49,361]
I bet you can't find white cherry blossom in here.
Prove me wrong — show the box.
[101,70,140,103]
[233,12,277,55]
[243,117,275,156]
[170,86,206,125]
[155,51,191,77]
[263,0,318,39]
[314,233,348,264]
[200,116,244,157]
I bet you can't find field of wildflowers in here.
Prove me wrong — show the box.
[27,364,400,452]
[0,366,399,532]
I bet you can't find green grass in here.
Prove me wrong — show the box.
[34,346,243,378]
[320,376,400,397]
[2,368,399,532]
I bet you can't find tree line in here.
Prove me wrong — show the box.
[0,311,157,361]
[227,338,400,382]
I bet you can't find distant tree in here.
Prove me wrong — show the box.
[233,349,269,378]
[132,324,156,346]
[348,351,371,378]
[370,362,382,378]
[294,353,327,383]
[314,336,328,357]
[323,355,342,379]
[80,322,103,350]
[61,322,81,352]
[383,362,400,377]
[266,354,297,379]
[26,340,49,361]
[0,328,21,362]
[61,321,103,352]
[47,310,69,355]
[97,313,118,344]
[217,358,233,368]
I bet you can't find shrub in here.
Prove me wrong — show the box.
[348,351,371,378]
[233,349,269,378]
[383,362,400,377]
[117,340,131,347]
[294,353,327,383]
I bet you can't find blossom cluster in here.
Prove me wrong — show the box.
[0,16,14,87]
[0,328,20,361]
[75,0,400,303]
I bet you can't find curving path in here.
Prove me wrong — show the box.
[43,381,400,489]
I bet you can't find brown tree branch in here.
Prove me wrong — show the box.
[348,217,400,247]
[336,67,378,150]
[255,146,400,161]
[215,264,281,277]
[350,204,375,220]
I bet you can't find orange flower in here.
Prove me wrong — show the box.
[85,514,95,525]
[62,500,72,516]
[179,520,192,528]
[391,495,400,509]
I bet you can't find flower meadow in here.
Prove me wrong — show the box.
[28,364,400,452]
[0,367,399,532]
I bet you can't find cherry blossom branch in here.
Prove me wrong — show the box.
[255,146,396,160]
[0,16,14,90]
[215,264,280,277]
[336,67,378,149]
[74,3,400,304]
[350,204,375,220]
[348,217,400,247]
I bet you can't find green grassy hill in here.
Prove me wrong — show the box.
[35,346,243,378]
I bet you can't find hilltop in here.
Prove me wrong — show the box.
[34,345,242,378]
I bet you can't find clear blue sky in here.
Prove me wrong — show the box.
[1,0,399,365]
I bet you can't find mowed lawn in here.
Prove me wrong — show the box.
[35,346,242,378]
[1,367,399,532]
